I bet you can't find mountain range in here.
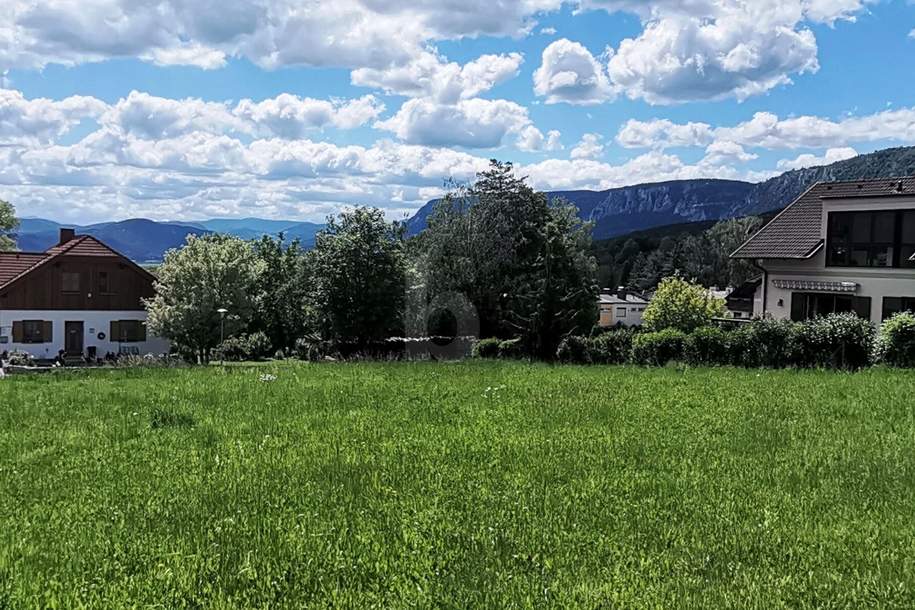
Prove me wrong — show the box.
[405,146,915,239]
[14,218,324,263]
[11,146,915,263]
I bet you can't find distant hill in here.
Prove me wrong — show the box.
[14,217,325,263]
[405,146,915,239]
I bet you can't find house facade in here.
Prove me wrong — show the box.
[0,229,170,360]
[731,178,915,324]
[598,289,650,327]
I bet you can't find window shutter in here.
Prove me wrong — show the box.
[43,321,53,343]
[12,321,23,343]
[139,323,147,342]
[110,320,120,341]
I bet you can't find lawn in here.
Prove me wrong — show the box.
[2,362,915,608]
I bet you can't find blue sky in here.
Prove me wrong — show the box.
[1,0,913,224]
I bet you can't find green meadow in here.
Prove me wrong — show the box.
[2,362,915,608]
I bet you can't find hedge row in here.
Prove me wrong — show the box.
[551,312,915,370]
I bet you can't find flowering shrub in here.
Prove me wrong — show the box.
[796,313,874,370]
[214,331,272,361]
[874,312,915,368]
[642,276,726,333]
[631,329,687,366]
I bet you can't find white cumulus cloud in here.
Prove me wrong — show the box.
[570,133,604,159]
[533,39,615,105]
[776,147,858,170]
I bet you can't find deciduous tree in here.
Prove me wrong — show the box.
[146,234,264,362]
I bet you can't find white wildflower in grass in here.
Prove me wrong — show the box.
[259,373,277,383]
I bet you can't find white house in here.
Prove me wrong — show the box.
[731,177,915,324]
[0,229,170,361]
[598,289,650,327]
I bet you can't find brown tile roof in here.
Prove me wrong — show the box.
[0,234,147,292]
[0,252,48,286]
[731,177,915,259]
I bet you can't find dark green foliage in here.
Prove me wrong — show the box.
[631,329,687,366]
[556,335,591,364]
[876,312,915,367]
[684,326,730,366]
[592,215,766,291]
[416,161,598,359]
[796,313,874,371]
[472,338,502,359]
[731,318,801,368]
[294,335,333,362]
[307,207,407,348]
[250,234,311,353]
[149,408,195,429]
[498,338,524,360]
[213,332,272,362]
[589,328,638,365]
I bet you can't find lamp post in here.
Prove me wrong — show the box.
[217,308,228,365]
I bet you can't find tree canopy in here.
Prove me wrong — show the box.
[0,200,19,252]
[146,234,264,362]
[306,207,407,346]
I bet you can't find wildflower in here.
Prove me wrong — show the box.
[259,373,277,382]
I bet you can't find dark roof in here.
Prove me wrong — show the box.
[732,177,915,259]
[0,234,156,291]
[0,252,48,286]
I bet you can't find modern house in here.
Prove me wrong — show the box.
[0,229,170,360]
[731,177,915,324]
[598,289,650,327]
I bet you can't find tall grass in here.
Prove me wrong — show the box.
[1,362,914,607]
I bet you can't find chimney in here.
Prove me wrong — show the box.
[59,228,76,245]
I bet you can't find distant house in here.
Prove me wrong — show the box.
[0,229,170,360]
[731,178,915,324]
[598,289,650,327]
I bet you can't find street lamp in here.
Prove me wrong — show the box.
[217,308,228,365]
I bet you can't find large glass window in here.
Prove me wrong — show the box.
[882,297,915,320]
[827,210,915,268]
[790,293,872,321]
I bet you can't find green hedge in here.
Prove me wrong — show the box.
[876,312,915,367]
[631,329,687,366]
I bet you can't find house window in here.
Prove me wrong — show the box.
[61,272,80,293]
[882,297,915,320]
[13,320,52,344]
[827,210,915,268]
[98,271,112,294]
[616,307,627,318]
[790,292,871,321]
[111,320,147,343]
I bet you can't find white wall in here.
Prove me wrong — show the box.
[599,303,647,327]
[0,310,170,359]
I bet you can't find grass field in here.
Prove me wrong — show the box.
[2,362,915,608]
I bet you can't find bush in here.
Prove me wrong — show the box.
[797,313,874,370]
[473,338,502,359]
[498,338,525,360]
[684,326,730,366]
[731,318,801,368]
[631,329,686,366]
[875,312,915,367]
[556,335,591,364]
[589,328,638,365]
[643,276,726,333]
[214,331,273,362]
[294,335,334,362]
